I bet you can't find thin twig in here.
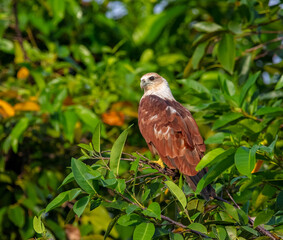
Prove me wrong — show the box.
[114,190,210,238]
[125,172,160,184]
[249,18,281,29]
[245,36,283,53]
[225,190,279,240]
[12,0,29,61]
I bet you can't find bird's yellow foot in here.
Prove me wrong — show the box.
[155,158,165,169]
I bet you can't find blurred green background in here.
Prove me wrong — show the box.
[0,0,282,239]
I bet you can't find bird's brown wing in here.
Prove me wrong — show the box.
[138,95,205,176]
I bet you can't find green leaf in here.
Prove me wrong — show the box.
[196,148,235,194]
[58,172,74,189]
[77,143,93,152]
[165,181,187,209]
[62,109,77,143]
[92,123,101,153]
[188,223,207,234]
[235,147,251,177]
[115,179,126,193]
[90,198,102,211]
[222,202,239,222]
[10,117,29,152]
[110,125,132,176]
[8,205,25,228]
[249,145,259,174]
[256,107,283,116]
[68,188,82,201]
[133,222,155,240]
[49,0,65,24]
[71,158,100,194]
[133,6,185,45]
[196,148,225,171]
[169,233,184,240]
[192,41,209,69]
[73,196,90,217]
[275,75,283,90]
[46,190,70,212]
[239,72,260,107]
[117,213,143,226]
[193,22,223,32]
[142,189,151,202]
[75,105,99,131]
[212,112,242,130]
[33,216,45,234]
[0,38,14,54]
[204,132,227,144]
[254,210,274,228]
[143,202,161,220]
[126,205,140,215]
[217,33,235,74]
[241,226,258,236]
[178,79,210,95]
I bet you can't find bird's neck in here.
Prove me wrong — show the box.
[142,84,175,101]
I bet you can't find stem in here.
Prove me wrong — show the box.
[225,190,279,240]
[114,190,210,238]
[245,36,283,53]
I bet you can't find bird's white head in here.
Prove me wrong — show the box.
[140,72,175,100]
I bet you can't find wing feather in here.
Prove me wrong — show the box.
[138,95,205,176]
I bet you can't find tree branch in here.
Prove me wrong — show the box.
[245,36,283,53]
[225,190,279,240]
[114,190,210,238]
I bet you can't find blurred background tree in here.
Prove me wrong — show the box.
[0,0,282,239]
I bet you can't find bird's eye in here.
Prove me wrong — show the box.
[149,76,155,81]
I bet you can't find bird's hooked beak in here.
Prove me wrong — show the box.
[140,78,148,89]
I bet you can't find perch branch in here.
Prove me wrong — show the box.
[225,190,279,240]
[114,190,210,238]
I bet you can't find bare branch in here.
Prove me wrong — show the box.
[225,190,279,240]
[114,190,210,238]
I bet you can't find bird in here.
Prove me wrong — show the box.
[138,72,215,200]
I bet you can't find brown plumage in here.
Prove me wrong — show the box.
[138,73,215,200]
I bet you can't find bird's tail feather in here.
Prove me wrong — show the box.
[185,168,215,200]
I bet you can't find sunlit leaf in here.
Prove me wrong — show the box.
[33,216,45,234]
[165,181,187,209]
[196,149,235,194]
[196,148,225,171]
[193,22,223,32]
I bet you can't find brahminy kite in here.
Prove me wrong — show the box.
[138,73,215,200]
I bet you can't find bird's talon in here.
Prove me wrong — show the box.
[155,158,165,169]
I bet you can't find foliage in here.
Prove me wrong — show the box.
[0,0,282,239]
